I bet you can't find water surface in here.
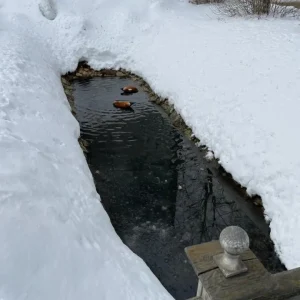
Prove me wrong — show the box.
[73,77,284,300]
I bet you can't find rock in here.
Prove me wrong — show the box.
[64,84,73,91]
[101,69,117,76]
[64,89,72,96]
[66,94,74,102]
[78,138,88,153]
[157,97,165,104]
[149,95,158,102]
[170,111,177,120]
[66,75,75,82]
[79,70,90,77]
[173,114,183,127]
[184,127,193,137]
[78,61,89,69]
[75,72,82,77]
[253,197,263,207]
[61,77,70,85]
[81,139,89,147]
[116,71,126,77]
[167,106,174,116]
[161,103,169,111]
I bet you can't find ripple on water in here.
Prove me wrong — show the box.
[73,77,285,300]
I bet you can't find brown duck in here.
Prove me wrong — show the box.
[121,86,138,94]
[113,100,136,109]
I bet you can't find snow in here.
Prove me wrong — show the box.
[0,2,173,300]
[0,0,300,298]
[205,151,215,161]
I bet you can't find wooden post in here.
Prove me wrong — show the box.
[185,226,300,300]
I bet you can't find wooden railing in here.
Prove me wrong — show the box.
[185,226,300,300]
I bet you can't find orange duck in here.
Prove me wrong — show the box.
[113,100,136,109]
[121,85,139,94]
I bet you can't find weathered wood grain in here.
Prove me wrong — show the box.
[185,241,300,299]
[255,268,300,300]
[199,258,270,300]
[185,241,256,276]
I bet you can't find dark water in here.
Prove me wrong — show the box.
[73,77,285,300]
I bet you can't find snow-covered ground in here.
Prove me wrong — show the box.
[0,0,300,298]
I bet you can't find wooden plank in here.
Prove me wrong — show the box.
[185,240,257,276]
[185,241,300,300]
[199,258,271,300]
[255,268,300,300]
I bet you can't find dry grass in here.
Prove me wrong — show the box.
[275,1,300,8]
[213,0,300,17]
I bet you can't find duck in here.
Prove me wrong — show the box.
[113,100,136,109]
[121,86,139,94]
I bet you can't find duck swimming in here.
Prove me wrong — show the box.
[113,100,136,109]
[121,86,138,94]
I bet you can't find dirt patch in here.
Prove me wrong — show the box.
[61,61,265,212]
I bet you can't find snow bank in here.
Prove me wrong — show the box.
[0,2,173,300]
[1,0,300,298]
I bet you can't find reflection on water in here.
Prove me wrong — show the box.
[73,77,284,300]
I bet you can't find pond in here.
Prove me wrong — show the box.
[73,77,284,300]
